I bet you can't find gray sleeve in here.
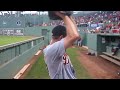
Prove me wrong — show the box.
[57,38,65,57]
[44,38,65,58]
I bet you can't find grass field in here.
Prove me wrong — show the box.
[0,36,33,46]
[25,47,91,79]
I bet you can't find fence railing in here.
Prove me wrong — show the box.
[0,36,45,78]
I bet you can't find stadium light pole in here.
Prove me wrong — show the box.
[34,15,35,27]
[37,11,40,25]
[42,15,44,25]
[83,11,84,16]
[47,30,50,44]
[34,13,37,27]
[24,13,26,28]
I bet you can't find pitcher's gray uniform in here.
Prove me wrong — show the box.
[43,38,76,79]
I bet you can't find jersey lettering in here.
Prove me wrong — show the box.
[62,53,70,65]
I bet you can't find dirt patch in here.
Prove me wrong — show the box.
[77,46,120,79]
[19,46,120,79]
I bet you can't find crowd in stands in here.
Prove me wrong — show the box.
[39,11,120,34]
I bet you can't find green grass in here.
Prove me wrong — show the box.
[0,36,33,46]
[25,55,50,79]
[66,48,91,79]
[25,47,91,79]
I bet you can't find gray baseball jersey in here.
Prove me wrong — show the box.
[43,38,76,79]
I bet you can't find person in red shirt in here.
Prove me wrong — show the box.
[118,22,120,29]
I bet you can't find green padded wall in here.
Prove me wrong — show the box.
[0,37,44,79]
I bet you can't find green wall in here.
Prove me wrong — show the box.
[87,34,97,51]
[0,37,44,79]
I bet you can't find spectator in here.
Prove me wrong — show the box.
[112,40,120,56]
[77,38,82,47]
